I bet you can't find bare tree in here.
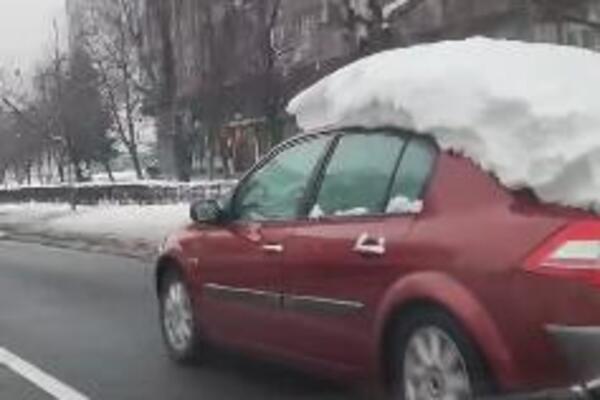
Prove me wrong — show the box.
[195,0,228,180]
[0,99,48,185]
[334,0,426,56]
[0,42,67,184]
[137,0,198,181]
[79,0,148,180]
[258,0,285,149]
[64,46,116,181]
[0,29,116,185]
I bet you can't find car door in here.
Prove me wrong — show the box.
[281,131,438,367]
[191,134,333,350]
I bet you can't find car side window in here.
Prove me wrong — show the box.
[232,136,330,222]
[311,133,405,218]
[386,138,437,214]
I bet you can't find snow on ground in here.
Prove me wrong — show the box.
[47,204,190,244]
[0,202,190,247]
[91,170,141,183]
[288,37,600,211]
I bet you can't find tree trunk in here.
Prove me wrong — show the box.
[46,151,54,184]
[208,125,217,180]
[556,20,566,43]
[219,135,232,179]
[156,0,179,180]
[172,113,193,182]
[25,162,32,186]
[37,155,44,185]
[196,133,206,176]
[126,142,144,180]
[73,161,85,183]
[129,144,144,180]
[102,160,115,182]
[174,138,192,182]
[57,158,65,183]
[122,71,145,181]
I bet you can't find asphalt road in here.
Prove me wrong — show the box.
[0,240,359,400]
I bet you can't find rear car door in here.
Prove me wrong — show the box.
[193,134,333,349]
[281,131,438,368]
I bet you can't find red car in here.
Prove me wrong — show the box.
[155,128,600,400]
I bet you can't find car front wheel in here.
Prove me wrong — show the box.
[159,269,202,363]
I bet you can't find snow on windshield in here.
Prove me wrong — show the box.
[287,37,600,211]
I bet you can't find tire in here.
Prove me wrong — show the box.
[159,269,203,364]
[390,308,494,400]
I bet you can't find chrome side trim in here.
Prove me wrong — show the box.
[203,283,281,309]
[285,294,365,317]
[203,283,365,317]
[546,324,600,335]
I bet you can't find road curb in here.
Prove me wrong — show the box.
[0,225,156,262]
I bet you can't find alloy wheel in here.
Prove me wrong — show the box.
[162,280,194,353]
[402,327,472,400]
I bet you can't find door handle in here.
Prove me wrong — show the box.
[353,233,386,256]
[262,244,284,254]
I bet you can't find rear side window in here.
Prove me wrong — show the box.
[312,133,406,217]
[386,138,436,214]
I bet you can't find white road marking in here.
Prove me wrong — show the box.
[0,347,89,400]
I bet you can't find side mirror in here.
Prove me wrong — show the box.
[190,199,223,224]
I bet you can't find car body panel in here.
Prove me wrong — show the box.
[279,214,414,367]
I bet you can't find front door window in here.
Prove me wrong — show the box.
[233,136,331,222]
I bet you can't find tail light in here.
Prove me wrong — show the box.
[524,221,600,287]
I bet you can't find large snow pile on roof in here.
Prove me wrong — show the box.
[287,37,600,211]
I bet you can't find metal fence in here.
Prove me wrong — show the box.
[0,181,237,206]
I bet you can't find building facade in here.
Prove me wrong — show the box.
[115,0,600,177]
[393,0,600,49]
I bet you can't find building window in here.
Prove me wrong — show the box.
[300,14,317,38]
[566,31,579,46]
[582,29,596,48]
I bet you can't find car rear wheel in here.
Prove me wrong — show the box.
[159,269,202,364]
[392,309,492,400]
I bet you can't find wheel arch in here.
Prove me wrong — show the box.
[374,272,518,392]
[155,254,187,296]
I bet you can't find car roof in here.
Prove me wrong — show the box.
[292,126,433,143]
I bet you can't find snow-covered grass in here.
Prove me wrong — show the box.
[0,202,191,251]
[47,204,190,244]
[0,177,236,257]
[91,170,145,183]
[288,37,600,211]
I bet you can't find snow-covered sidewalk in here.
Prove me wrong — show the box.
[0,202,191,260]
